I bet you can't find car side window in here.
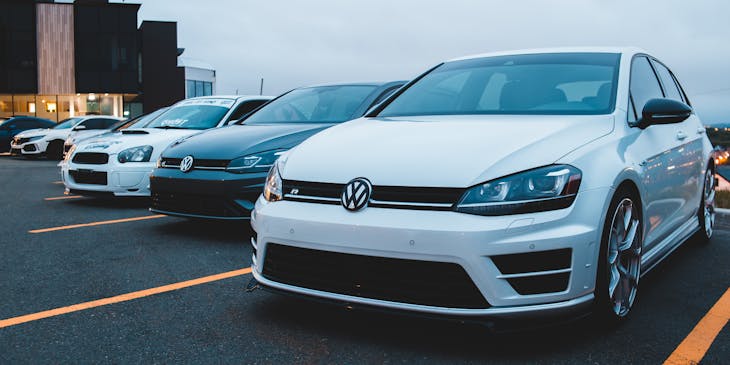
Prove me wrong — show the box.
[227,100,268,122]
[629,56,664,120]
[81,119,106,130]
[15,120,34,130]
[651,60,684,103]
[101,119,118,128]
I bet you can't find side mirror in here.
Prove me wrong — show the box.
[637,98,692,129]
[7,125,17,130]
[73,125,87,131]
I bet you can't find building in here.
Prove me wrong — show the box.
[178,56,216,99]
[0,0,208,122]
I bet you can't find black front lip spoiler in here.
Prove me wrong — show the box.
[250,276,594,333]
[149,207,251,220]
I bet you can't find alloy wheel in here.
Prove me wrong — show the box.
[607,198,642,317]
[703,170,716,238]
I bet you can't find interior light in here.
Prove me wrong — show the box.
[28,102,36,113]
[88,93,96,101]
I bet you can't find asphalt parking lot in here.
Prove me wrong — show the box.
[0,156,727,364]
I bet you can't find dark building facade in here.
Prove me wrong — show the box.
[0,0,186,121]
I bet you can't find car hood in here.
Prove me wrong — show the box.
[16,128,68,139]
[73,128,201,158]
[162,123,333,160]
[66,130,109,144]
[281,115,615,187]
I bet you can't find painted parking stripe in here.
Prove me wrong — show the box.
[44,195,83,201]
[28,214,166,234]
[52,181,64,185]
[0,267,252,329]
[664,288,730,365]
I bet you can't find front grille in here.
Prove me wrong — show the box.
[72,152,109,165]
[15,137,31,144]
[282,180,463,210]
[159,157,229,170]
[262,243,490,309]
[151,192,250,218]
[69,170,107,185]
[23,144,37,152]
[491,249,572,295]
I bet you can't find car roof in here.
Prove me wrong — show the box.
[295,81,406,89]
[71,115,125,121]
[184,95,274,102]
[447,47,648,62]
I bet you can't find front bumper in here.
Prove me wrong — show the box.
[10,141,46,155]
[61,159,155,197]
[251,187,612,319]
[149,168,268,219]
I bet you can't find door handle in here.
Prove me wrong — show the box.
[676,131,687,140]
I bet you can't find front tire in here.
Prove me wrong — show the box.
[696,167,716,243]
[46,140,64,160]
[594,187,643,323]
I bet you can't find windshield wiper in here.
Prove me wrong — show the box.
[154,126,189,130]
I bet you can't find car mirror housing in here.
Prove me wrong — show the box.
[72,125,87,131]
[637,98,692,129]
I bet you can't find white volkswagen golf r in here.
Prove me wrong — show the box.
[251,48,715,324]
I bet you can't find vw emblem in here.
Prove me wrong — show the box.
[341,178,372,212]
[180,155,194,173]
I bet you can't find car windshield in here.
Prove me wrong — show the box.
[377,53,621,117]
[145,101,232,130]
[243,85,378,124]
[53,117,84,129]
[115,107,169,131]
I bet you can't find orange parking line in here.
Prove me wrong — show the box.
[28,214,166,234]
[0,267,252,329]
[44,195,83,201]
[664,288,730,365]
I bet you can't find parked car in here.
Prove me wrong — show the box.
[250,48,714,325]
[11,115,123,159]
[64,107,170,156]
[61,95,271,197]
[0,116,55,153]
[150,81,405,220]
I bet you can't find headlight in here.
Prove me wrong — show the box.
[117,145,153,163]
[227,149,288,173]
[455,165,582,216]
[27,135,45,142]
[263,160,284,202]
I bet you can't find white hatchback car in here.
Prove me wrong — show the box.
[11,115,123,159]
[61,95,271,197]
[251,48,714,324]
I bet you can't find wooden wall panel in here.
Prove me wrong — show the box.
[37,4,75,95]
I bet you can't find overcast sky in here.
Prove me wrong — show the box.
[134,0,730,123]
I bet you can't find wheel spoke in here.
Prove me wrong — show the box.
[609,264,620,298]
[622,204,632,233]
[618,218,639,252]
